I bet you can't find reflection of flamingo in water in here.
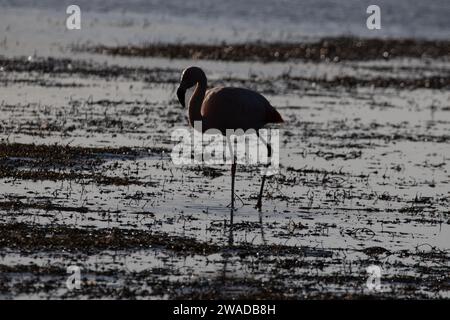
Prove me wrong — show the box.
[176,66,283,242]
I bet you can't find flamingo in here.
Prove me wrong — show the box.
[176,66,283,232]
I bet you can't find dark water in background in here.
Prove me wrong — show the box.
[1,0,449,40]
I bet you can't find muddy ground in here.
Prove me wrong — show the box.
[0,39,449,299]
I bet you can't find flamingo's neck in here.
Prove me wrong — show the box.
[188,77,207,127]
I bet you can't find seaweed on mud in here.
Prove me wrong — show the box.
[331,132,450,144]
[0,165,147,186]
[0,200,89,213]
[0,223,334,259]
[0,142,167,186]
[229,243,333,259]
[313,149,362,161]
[0,142,141,162]
[398,205,429,214]
[286,75,450,90]
[360,246,391,257]
[341,227,376,240]
[0,142,168,165]
[0,223,220,255]
[0,264,67,275]
[0,56,178,82]
[1,56,448,94]
[188,166,225,178]
[171,276,287,300]
[285,166,368,178]
[84,38,450,62]
[224,221,264,232]
[0,78,87,88]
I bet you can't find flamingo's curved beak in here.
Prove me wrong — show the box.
[176,86,186,108]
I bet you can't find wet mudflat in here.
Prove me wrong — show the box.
[0,38,449,299]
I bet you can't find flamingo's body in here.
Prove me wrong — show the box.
[176,66,283,238]
[197,86,283,132]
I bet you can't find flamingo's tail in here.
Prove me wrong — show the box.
[266,106,284,124]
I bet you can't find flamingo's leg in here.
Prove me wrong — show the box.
[231,162,236,213]
[226,192,245,208]
[225,134,237,245]
[229,161,236,245]
[256,141,272,212]
[259,210,267,244]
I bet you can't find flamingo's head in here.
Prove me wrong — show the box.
[177,66,206,108]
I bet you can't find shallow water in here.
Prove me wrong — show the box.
[1,0,450,58]
[0,1,449,299]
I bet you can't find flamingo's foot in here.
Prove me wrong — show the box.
[255,200,262,212]
[225,192,245,209]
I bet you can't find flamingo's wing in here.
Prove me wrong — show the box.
[202,87,277,131]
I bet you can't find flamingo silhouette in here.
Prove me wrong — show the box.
[176,66,283,232]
